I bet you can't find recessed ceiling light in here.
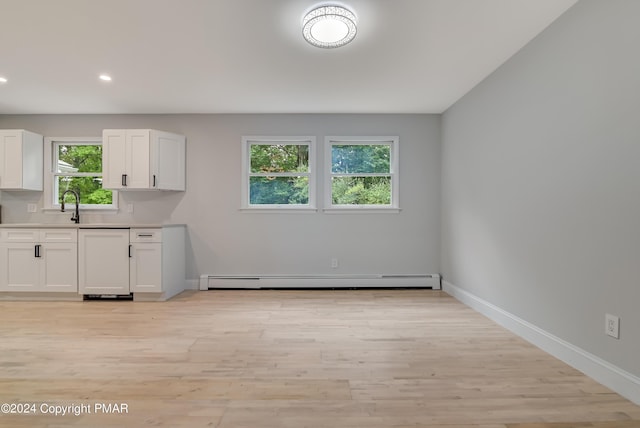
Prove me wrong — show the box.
[0,76,7,83]
[302,4,357,49]
[99,74,112,82]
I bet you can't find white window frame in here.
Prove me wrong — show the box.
[241,136,317,212]
[324,136,400,213]
[44,137,118,211]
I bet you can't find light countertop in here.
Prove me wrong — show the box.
[0,223,185,229]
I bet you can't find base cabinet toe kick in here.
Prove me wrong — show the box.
[0,225,186,301]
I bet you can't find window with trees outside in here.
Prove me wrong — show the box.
[47,138,116,210]
[241,137,316,210]
[325,136,399,211]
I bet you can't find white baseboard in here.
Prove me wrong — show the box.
[443,280,640,406]
[200,274,441,290]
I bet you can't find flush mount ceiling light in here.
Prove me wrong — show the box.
[99,74,112,82]
[0,76,7,83]
[302,4,357,48]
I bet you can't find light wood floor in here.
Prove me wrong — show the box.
[0,289,639,428]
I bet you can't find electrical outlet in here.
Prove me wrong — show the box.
[27,203,37,213]
[127,203,134,213]
[331,258,339,269]
[605,314,620,339]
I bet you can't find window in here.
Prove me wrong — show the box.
[325,136,399,211]
[241,137,316,210]
[45,137,117,210]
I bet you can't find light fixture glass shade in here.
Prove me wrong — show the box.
[302,5,357,48]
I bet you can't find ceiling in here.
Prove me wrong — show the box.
[0,0,577,115]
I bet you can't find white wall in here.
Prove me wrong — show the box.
[0,114,441,282]
[442,0,640,378]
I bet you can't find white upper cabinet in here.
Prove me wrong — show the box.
[102,129,185,191]
[0,130,44,190]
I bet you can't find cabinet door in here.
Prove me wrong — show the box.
[0,131,23,189]
[126,130,151,189]
[130,243,162,293]
[79,229,130,295]
[152,131,185,190]
[40,243,78,292]
[0,243,39,291]
[102,130,128,189]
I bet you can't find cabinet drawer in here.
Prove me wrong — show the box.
[0,228,78,243]
[41,229,78,243]
[130,229,162,243]
[0,229,39,242]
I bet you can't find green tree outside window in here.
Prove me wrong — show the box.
[249,143,310,205]
[330,144,392,205]
[55,144,112,205]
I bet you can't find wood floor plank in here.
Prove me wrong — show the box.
[0,289,639,427]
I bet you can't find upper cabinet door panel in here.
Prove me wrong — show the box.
[0,130,43,191]
[102,130,128,189]
[154,132,185,190]
[0,132,23,189]
[126,130,151,189]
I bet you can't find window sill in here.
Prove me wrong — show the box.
[42,207,119,213]
[239,207,318,214]
[323,207,401,214]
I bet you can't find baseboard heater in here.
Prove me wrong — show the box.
[200,274,441,290]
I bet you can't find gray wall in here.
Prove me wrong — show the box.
[0,114,441,282]
[441,0,640,376]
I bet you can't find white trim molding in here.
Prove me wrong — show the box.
[443,280,640,406]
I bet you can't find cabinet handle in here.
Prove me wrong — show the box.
[137,234,153,237]
[122,174,128,186]
[128,244,132,258]
[153,175,157,188]
[34,244,41,258]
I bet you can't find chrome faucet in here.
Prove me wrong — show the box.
[61,189,80,224]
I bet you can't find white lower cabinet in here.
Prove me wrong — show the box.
[0,242,39,291]
[129,229,162,293]
[130,226,187,301]
[78,228,165,296]
[1,225,185,300]
[79,229,130,295]
[41,243,78,292]
[0,229,77,292]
